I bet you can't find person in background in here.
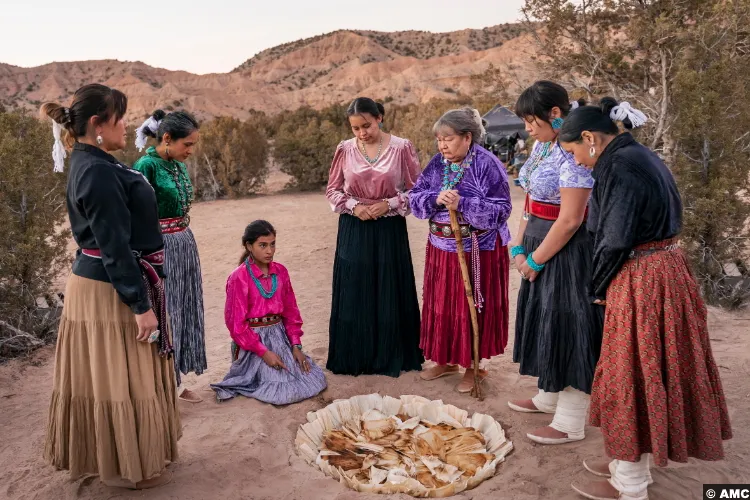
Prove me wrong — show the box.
[410,107,512,393]
[42,84,179,489]
[559,98,732,500]
[507,81,604,446]
[325,97,424,377]
[133,110,207,403]
[211,220,327,404]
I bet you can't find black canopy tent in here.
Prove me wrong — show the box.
[481,105,528,165]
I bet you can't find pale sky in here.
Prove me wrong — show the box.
[1,0,525,74]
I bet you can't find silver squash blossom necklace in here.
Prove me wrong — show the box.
[360,135,383,164]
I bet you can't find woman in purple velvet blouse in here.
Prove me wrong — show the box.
[410,107,512,394]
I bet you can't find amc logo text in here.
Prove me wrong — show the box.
[705,487,750,499]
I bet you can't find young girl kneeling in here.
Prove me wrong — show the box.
[211,220,327,404]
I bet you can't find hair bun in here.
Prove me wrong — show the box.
[599,98,648,130]
[135,113,164,150]
[610,101,648,130]
[599,97,619,117]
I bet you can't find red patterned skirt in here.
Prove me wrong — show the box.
[589,239,732,466]
[420,238,509,368]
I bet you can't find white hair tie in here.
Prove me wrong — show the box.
[610,102,648,128]
[570,100,580,110]
[135,116,162,152]
[52,121,67,173]
[470,108,486,141]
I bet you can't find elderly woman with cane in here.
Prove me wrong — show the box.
[410,107,513,394]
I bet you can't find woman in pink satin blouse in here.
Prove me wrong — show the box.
[325,97,424,377]
[210,220,327,404]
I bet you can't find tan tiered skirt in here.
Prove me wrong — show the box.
[44,275,181,483]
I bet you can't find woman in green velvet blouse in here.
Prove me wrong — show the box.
[133,110,207,403]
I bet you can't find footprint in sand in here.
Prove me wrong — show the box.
[311,347,327,362]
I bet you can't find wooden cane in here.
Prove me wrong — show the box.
[448,209,483,400]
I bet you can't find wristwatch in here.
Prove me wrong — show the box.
[293,344,303,351]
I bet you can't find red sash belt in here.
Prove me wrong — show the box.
[524,195,588,221]
[160,216,189,234]
[81,248,173,357]
[427,219,485,313]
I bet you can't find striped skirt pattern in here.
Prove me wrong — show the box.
[211,323,327,405]
[164,227,207,385]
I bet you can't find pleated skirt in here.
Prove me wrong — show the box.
[420,238,509,368]
[327,214,424,377]
[44,275,181,483]
[164,227,207,385]
[513,216,604,394]
[589,240,732,466]
[211,323,327,405]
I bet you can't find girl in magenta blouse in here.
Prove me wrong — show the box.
[211,220,327,404]
[325,97,424,377]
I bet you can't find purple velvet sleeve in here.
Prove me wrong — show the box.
[457,154,512,230]
[409,155,442,220]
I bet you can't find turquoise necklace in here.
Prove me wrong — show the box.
[245,259,278,299]
[441,147,475,190]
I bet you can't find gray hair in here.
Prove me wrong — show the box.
[432,107,486,144]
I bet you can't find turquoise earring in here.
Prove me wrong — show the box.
[551,117,564,130]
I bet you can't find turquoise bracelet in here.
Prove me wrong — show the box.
[510,245,526,258]
[527,252,545,272]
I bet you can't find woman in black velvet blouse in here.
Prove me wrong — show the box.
[558,98,731,500]
[41,84,180,490]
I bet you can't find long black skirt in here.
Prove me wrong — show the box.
[513,216,604,394]
[327,214,423,377]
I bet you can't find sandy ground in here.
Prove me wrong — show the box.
[1,174,749,500]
